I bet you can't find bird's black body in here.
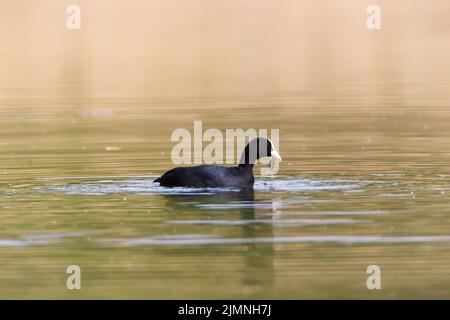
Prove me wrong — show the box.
[154,137,281,188]
[155,164,254,188]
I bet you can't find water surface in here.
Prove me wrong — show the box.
[2,0,450,299]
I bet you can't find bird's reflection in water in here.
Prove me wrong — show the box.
[160,188,276,295]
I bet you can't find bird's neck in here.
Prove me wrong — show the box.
[238,155,255,169]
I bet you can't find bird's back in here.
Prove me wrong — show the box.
[155,165,253,188]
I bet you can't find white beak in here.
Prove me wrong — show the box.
[271,148,282,161]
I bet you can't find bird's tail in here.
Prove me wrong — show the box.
[154,177,161,183]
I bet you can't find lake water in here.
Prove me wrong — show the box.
[1,0,450,299]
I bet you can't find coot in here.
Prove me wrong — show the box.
[154,137,281,188]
